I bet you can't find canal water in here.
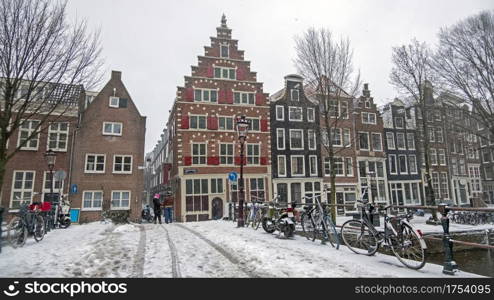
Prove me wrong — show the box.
[426,249,494,277]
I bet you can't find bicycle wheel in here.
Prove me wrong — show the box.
[253,209,262,230]
[245,207,252,227]
[341,219,379,256]
[7,217,28,248]
[322,215,340,249]
[33,214,45,242]
[300,212,316,241]
[390,223,427,270]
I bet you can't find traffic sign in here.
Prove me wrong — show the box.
[228,172,238,182]
[54,170,67,181]
[70,184,78,194]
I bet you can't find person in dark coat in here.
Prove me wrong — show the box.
[152,194,162,224]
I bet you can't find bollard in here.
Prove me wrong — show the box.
[0,207,4,253]
[438,203,458,275]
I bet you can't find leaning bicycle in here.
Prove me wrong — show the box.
[7,202,45,248]
[300,194,340,249]
[340,199,427,270]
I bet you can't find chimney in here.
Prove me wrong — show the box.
[111,70,122,80]
[423,80,434,105]
[363,83,371,97]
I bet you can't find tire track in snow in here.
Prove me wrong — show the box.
[174,223,261,278]
[131,225,146,278]
[159,225,182,278]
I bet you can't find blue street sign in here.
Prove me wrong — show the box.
[70,184,78,194]
[228,172,238,182]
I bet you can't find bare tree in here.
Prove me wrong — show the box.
[294,27,361,219]
[390,39,440,220]
[433,10,494,134]
[0,0,103,198]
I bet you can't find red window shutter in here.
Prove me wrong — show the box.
[255,93,263,105]
[181,116,189,129]
[207,156,215,165]
[218,89,226,104]
[209,116,218,130]
[185,87,194,101]
[261,119,268,132]
[236,68,244,81]
[226,90,233,104]
[235,156,241,165]
[214,157,220,165]
[261,157,268,165]
[184,156,192,166]
[207,66,214,78]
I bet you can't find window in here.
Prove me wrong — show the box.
[192,143,206,165]
[185,179,209,212]
[304,182,321,203]
[82,191,103,210]
[432,173,440,200]
[214,67,235,80]
[250,178,265,201]
[194,89,218,102]
[436,128,443,143]
[407,133,415,150]
[459,159,466,175]
[247,144,260,165]
[396,133,406,149]
[386,132,395,149]
[430,148,437,165]
[324,157,344,176]
[220,144,233,165]
[309,155,318,176]
[190,115,207,129]
[10,171,35,208]
[246,118,260,131]
[394,117,404,128]
[218,116,234,130]
[362,112,376,124]
[451,157,458,175]
[343,129,351,147]
[371,133,382,151]
[306,130,316,150]
[409,155,418,174]
[277,128,285,150]
[307,108,315,122]
[291,156,305,176]
[288,106,303,121]
[399,155,408,174]
[47,122,69,151]
[345,157,353,176]
[291,183,302,203]
[340,101,348,119]
[18,120,40,150]
[234,92,255,105]
[331,128,342,146]
[389,154,397,174]
[290,129,304,150]
[328,100,339,117]
[111,191,130,209]
[276,106,284,121]
[429,129,435,142]
[85,154,105,173]
[109,96,120,108]
[220,44,229,58]
[440,173,449,199]
[113,155,132,174]
[277,155,286,177]
[483,148,491,163]
[291,89,299,101]
[359,132,369,150]
[103,122,122,136]
[365,101,371,108]
[211,178,224,194]
[43,171,63,192]
[438,149,446,166]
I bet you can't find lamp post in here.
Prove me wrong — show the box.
[44,149,56,229]
[236,115,250,227]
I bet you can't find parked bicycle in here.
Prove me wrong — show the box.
[261,195,297,238]
[340,199,427,269]
[245,196,267,230]
[300,194,340,249]
[449,211,494,225]
[6,202,46,248]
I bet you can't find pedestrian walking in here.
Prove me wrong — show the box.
[152,194,162,224]
[163,196,173,224]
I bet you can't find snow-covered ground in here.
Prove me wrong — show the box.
[0,220,484,278]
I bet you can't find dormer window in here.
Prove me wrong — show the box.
[364,101,370,108]
[291,89,299,101]
[109,96,127,108]
[220,44,229,58]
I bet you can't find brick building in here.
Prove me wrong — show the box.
[167,15,271,222]
[69,71,146,222]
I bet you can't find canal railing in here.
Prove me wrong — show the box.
[323,202,494,275]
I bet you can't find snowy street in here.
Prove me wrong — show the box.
[0,221,483,278]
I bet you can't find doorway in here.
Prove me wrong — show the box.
[212,197,223,220]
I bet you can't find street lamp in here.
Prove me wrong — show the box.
[236,115,250,227]
[44,149,56,230]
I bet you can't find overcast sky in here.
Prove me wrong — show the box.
[67,0,493,154]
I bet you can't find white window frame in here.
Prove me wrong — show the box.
[10,170,35,209]
[309,155,318,176]
[345,157,353,177]
[113,155,133,174]
[394,117,404,129]
[219,143,234,165]
[396,132,406,150]
[277,155,287,177]
[291,89,299,101]
[291,155,305,177]
[247,143,260,165]
[307,108,315,122]
[408,155,418,174]
[389,154,397,175]
[233,91,255,105]
[47,122,69,152]
[398,154,408,174]
[194,88,218,103]
[247,118,260,132]
[109,96,120,108]
[277,128,285,150]
[85,154,106,174]
[430,148,437,166]
[82,190,103,211]
[362,112,377,124]
[386,132,395,150]
[102,122,123,136]
[276,105,284,121]
[42,171,63,193]
[289,129,304,150]
[407,132,415,150]
[358,132,370,151]
[220,44,229,58]
[343,128,351,147]
[191,143,207,165]
[438,149,446,166]
[288,106,303,122]
[218,116,234,131]
[371,133,382,152]
[111,190,131,210]
[308,129,316,150]
[214,66,236,80]
[17,119,40,150]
